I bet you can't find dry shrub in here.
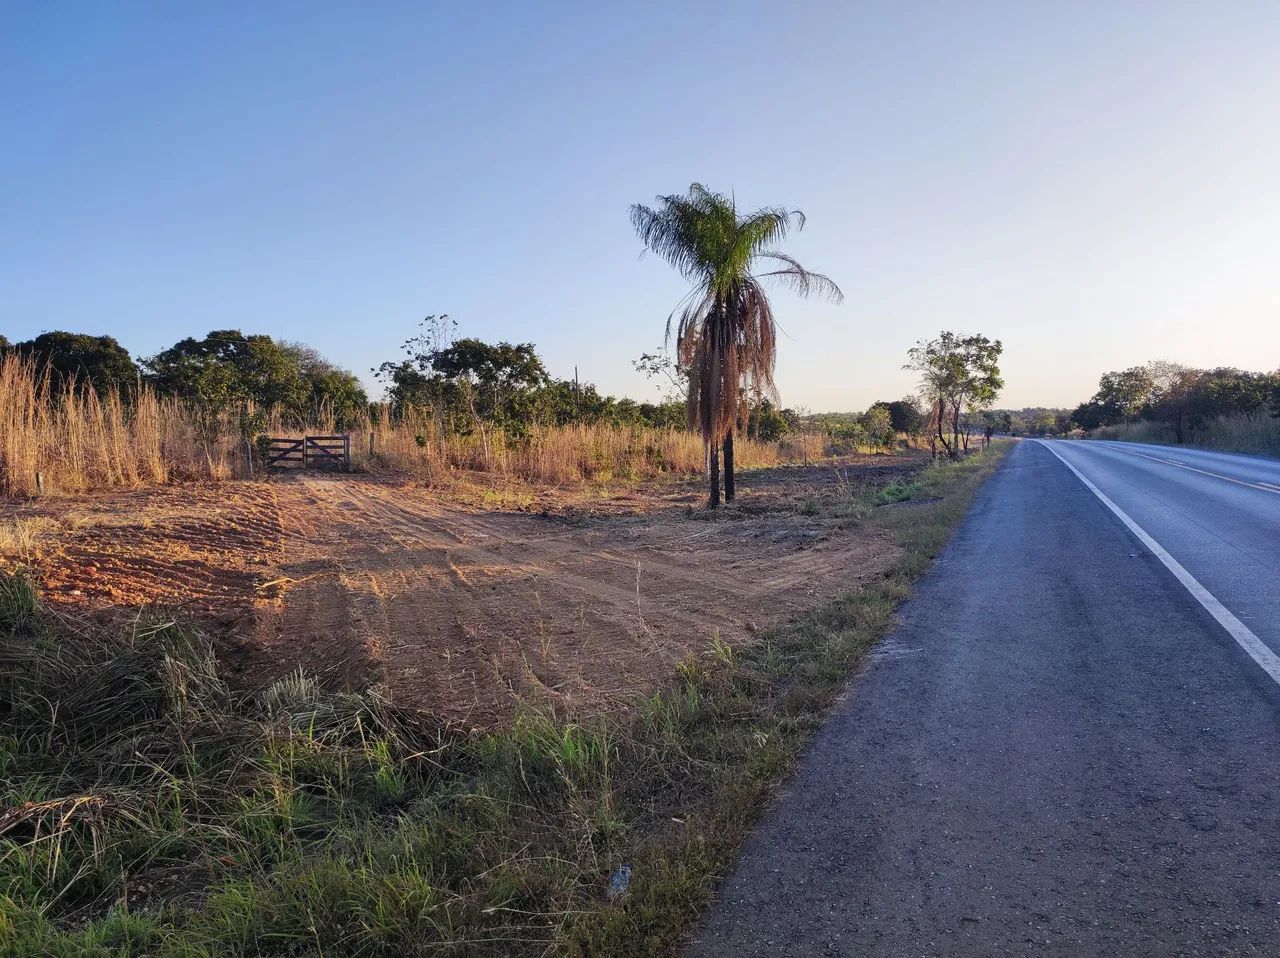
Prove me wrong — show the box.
[360,412,792,484]
[1,354,842,497]
[0,517,61,560]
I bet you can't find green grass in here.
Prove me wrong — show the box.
[0,443,1009,957]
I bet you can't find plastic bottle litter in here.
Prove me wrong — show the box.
[607,864,632,900]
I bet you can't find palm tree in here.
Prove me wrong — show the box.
[630,184,843,506]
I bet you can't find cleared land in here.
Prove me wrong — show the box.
[2,451,925,726]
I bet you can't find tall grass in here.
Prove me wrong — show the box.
[0,355,231,497]
[361,407,821,484]
[1,355,840,498]
[1093,413,1280,457]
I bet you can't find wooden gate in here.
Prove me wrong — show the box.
[303,435,350,470]
[265,434,350,470]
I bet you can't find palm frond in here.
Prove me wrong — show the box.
[631,184,842,444]
[757,253,845,302]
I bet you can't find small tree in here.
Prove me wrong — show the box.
[906,332,1003,458]
[881,397,926,439]
[859,405,896,452]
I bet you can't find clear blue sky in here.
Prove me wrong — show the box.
[4,2,1279,410]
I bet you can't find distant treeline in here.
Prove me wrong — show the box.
[982,407,1075,436]
[1071,363,1280,441]
[0,329,368,428]
[0,321,697,436]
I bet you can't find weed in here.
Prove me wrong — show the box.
[0,568,38,630]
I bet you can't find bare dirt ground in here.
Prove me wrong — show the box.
[2,452,927,727]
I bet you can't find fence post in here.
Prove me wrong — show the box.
[244,439,254,479]
[34,471,44,496]
[344,433,351,471]
[368,430,375,461]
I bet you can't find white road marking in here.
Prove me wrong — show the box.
[1103,446,1280,496]
[1038,441,1280,687]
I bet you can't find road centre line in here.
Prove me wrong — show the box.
[1038,440,1280,688]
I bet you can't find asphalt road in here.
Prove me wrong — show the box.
[687,439,1280,957]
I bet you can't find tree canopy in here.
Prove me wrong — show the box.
[5,331,140,391]
[144,330,367,425]
[1071,363,1280,440]
[376,316,687,434]
[879,397,926,436]
[906,332,1004,457]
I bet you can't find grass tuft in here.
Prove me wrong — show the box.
[0,569,38,631]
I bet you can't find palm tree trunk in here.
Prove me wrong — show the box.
[724,430,735,502]
[708,441,721,508]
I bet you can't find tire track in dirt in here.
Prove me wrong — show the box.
[5,458,912,728]
[251,473,897,725]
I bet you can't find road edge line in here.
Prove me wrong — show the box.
[1036,440,1280,687]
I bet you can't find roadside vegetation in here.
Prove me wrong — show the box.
[1072,361,1280,456]
[0,442,1009,957]
[0,351,920,498]
[0,343,935,500]
[982,406,1074,438]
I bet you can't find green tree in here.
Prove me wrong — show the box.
[10,331,139,391]
[1194,368,1272,420]
[1142,361,1197,443]
[377,318,549,432]
[145,330,365,424]
[1093,367,1155,424]
[860,404,896,452]
[746,400,789,441]
[630,183,843,506]
[906,332,1003,458]
[285,342,370,427]
[1071,400,1107,431]
[881,397,926,437]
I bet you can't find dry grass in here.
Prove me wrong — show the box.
[1093,413,1280,457]
[360,407,826,484]
[0,516,62,561]
[0,355,230,497]
[1,355,845,498]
